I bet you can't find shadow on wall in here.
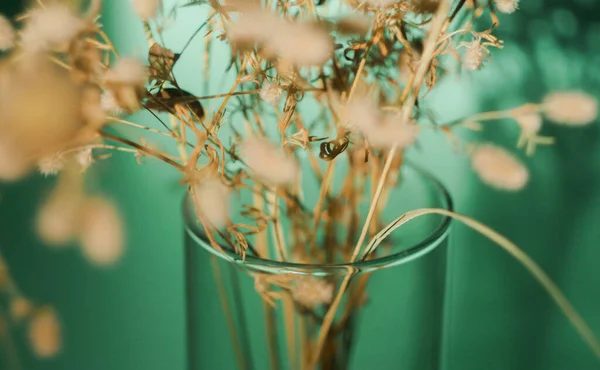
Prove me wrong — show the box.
[446,1,600,370]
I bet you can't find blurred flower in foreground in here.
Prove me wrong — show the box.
[193,178,231,229]
[471,144,529,191]
[241,137,298,186]
[0,59,84,181]
[79,197,125,266]
[543,91,598,126]
[130,0,160,21]
[29,309,62,358]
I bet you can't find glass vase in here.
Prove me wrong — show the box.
[183,163,453,370]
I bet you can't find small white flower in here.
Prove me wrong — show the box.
[543,91,598,126]
[291,277,334,308]
[0,15,15,51]
[76,148,94,171]
[130,0,160,21]
[260,83,283,105]
[240,137,298,186]
[462,39,487,71]
[471,144,529,191]
[193,178,230,229]
[38,155,65,176]
[79,197,124,266]
[29,310,62,358]
[21,4,84,52]
[494,0,519,14]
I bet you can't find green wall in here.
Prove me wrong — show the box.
[1,0,599,369]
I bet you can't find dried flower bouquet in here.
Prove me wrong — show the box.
[0,0,598,368]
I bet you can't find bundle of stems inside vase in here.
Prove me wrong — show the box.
[1,0,599,368]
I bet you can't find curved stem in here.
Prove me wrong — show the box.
[363,208,600,361]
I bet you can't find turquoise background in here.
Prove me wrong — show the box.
[1,0,600,369]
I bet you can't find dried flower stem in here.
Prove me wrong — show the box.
[362,208,600,360]
[310,1,453,366]
[107,116,175,139]
[210,257,248,370]
[99,130,184,170]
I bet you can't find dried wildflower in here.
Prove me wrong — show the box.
[240,137,298,186]
[291,277,334,308]
[542,91,598,126]
[21,4,84,52]
[79,197,124,266]
[29,309,62,358]
[471,144,529,191]
[76,148,94,172]
[38,155,65,176]
[104,58,147,112]
[365,119,419,150]
[11,297,33,320]
[0,60,83,180]
[260,83,283,105]
[193,178,230,229]
[336,15,372,36]
[0,15,15,51]
[462,39,487,71]
[494,0,519,14]
[131,0,160,21]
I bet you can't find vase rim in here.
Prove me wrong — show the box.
[183,162,453,275]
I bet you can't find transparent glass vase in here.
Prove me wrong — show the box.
[183,163,453,370]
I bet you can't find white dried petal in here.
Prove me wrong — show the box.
[471,144,529,191]
[543,91,598,126]
[240,137,298,186]
[29,310,61,358]
[79,197,124,266]
[101,91,125,115]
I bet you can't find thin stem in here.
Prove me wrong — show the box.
[99,130,184,170]
[107,116,175,139]
[310,1,453,366]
